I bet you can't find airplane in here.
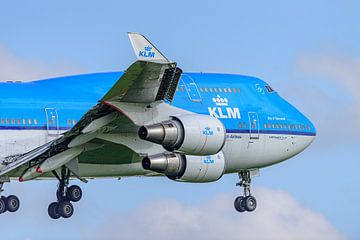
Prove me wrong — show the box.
[0,33,316,219]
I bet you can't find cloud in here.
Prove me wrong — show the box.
[88,188,345,240]
[287,52,360,144]
[0,44,85,82]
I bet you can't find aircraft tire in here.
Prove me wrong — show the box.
[48,202,61,219]
[6,195,20,212]
[244,196,257,212]
[0,197,7,213]
[234,196,246,212]
[67,185,82,202]
[58,201,74,218]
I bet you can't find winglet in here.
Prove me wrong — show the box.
[128,32,170,63]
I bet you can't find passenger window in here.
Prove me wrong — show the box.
[218,88,222,93]
[67,119,71,125]
[11,118,15,124]
[180,87,184,92]
[233,88,237,93]
[223,88,227,93]
[228,88,232,92]
[263,123,267,128]
[0,118,3,124]
[204,88,208,92]
[209,88,213,92]
[267,123,271,128]
[6,118,9,124]
[72,120,77,125]
[238,88,241,93]
[199,87,204,92]
[28,119,32,125]
[243,122,247,128]
[22,119,26,125]
[34,119,38,125]
[17,119,20,124]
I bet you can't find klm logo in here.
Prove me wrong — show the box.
[202,127,214,136]
[208,95,241,119]
[203,156,215,164]
[139,45,155,58]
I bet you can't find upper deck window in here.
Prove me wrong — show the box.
[265,85,275,93]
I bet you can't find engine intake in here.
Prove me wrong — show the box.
[138,114,226,155]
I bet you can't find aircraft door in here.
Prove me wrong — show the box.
[180,74,202,102]
[45,108,59,136]
[248,112,260,139]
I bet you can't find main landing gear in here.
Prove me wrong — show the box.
[234,171,257,212]
[0,182,20,215]
[48,167,82,219]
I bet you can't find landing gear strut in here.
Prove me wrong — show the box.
[0,182,20,215]
[234,171,257,212]
[48,166,82,219]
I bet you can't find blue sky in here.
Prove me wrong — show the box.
[0,0,359,239]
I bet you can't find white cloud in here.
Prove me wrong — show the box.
[287,52,360,144]
[88,188,345,240]
[0,44,85,82]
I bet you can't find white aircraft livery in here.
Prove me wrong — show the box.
[0,33,316,219]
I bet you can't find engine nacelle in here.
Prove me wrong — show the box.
[138,114,226,155]
[142,152,225,183]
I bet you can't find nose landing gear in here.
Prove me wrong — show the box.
[234,171,257,212]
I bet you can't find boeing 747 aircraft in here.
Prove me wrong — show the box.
[0,33,316,219]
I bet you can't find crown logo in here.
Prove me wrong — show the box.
[212,95,228,106]
[144,45,152,51]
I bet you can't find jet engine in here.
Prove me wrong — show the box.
[138,114,226,155]
[142,152,225,183]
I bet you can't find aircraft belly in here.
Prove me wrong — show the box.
[224,133,315,172]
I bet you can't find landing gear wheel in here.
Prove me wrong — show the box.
[0,197,7,213]
[48,202,61,219]
[6,195,20,212]
[67,185,82,202]
[244,196,257,212]
[234,196,246,212]
[58,201,74,218]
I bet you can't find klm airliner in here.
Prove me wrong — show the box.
[0,33,316,219]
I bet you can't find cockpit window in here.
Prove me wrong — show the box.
[265,85,275,93]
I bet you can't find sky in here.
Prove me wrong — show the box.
[0,0,359,239]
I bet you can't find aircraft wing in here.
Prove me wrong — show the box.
[0,33,183,180]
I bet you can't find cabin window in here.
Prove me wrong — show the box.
[265,85,275,93]
[263,123,267,128]
[180,87,184,92]
[218,88,222,93]
[28,119,32,125]
[34,119,38,125]
[0,118,4,124]
[228,88,232,92]
[214,88,218,93]
[267,123,271,128]
[199,87,204,92]
[72,120,77,125]
[243,122,247,128]
[22,119,26,125]
[6,118,9,124]
[204,88,208,92]
[209,88,213,92]
[233,88,237,93]
[67,119,71,125]
[17,119,20,124]
[279,124,283,129]
[11,118,15,124]
[223,88,227,93]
